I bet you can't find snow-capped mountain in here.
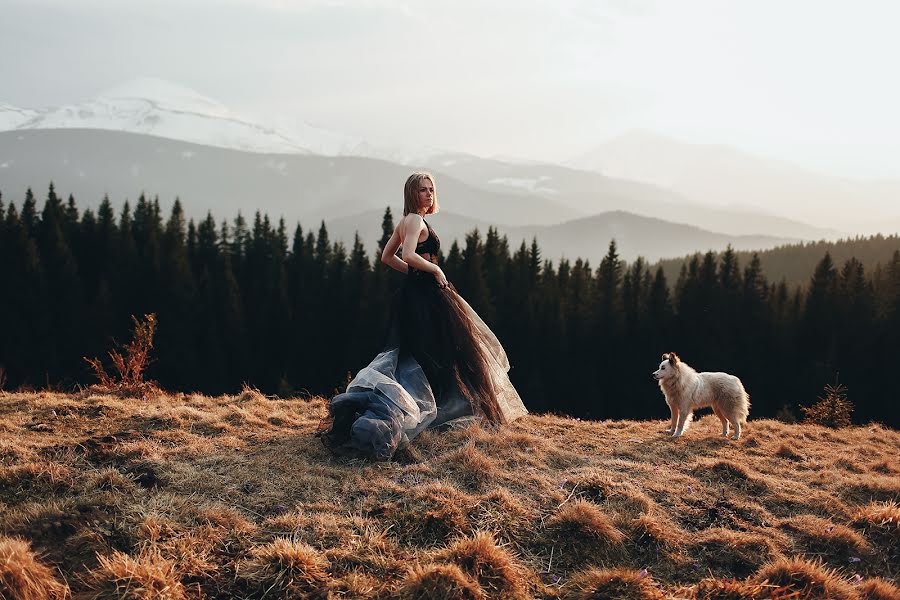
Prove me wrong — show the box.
[0,104,39,130]
[1,77,440,162]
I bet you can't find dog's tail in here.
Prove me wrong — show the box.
[740,388,751,423]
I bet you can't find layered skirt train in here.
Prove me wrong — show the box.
[321,271,527,460]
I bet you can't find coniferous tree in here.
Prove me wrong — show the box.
[1,201,46,387]
[36,183,84,382]
[459,229,494,323]
[21,187,38,235]
[155,199,197,388]
[595,240,622,334]
[443,240,462,284]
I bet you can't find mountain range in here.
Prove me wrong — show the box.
[569,130,900,235]
[1,77,894,264]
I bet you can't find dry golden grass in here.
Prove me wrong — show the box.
[434,531,529,599]
[0,536,69,600]
[0,390,898,599]
[562,567,666,599]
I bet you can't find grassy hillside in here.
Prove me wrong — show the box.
[0,389,898,599]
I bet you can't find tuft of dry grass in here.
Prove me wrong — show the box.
[688,529,780,579]
[543,499,626,568]
[84,546,187,600]
[0,535,69,600]
[435,531,528,599]
[397,563,482,600]
[440,442,498,490]
[851,500,899,577]
[562,567,666,600]
[376,481,476,548]
[858,577,900,600]
[698,460,769,495]
[753,557,857,600]
[774,443,803,462]
[778,514,872,565]
[235,537,330,599]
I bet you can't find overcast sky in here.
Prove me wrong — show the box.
[1,0,898,179]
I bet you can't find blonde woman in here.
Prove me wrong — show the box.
[321,172,527,459]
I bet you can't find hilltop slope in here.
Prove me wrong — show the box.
[0,390,897,599]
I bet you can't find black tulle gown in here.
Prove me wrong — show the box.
[321,219,527,460]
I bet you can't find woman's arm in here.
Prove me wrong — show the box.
[380,228,408,274]
[399,215,449,288]
[399,215,441,274]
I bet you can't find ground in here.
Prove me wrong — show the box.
[0,389,897,599]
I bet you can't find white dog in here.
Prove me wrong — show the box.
[652,352,750,440]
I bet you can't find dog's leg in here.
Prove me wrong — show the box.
[666,404,677,434]
[712,405,729,437]
[672,410,690,437]
[731,420,742,440]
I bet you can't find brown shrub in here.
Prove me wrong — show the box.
[562,567,665,600]
[858,577,900,600]
[436,531,527,599]
[397,563,482,600]
[688,529,778,579]
[85,547,187,600]
[236,537,330,599]
[0,536,69,600]
[544,500,626,568]
[753,557,857,600]
[83,313,161,397]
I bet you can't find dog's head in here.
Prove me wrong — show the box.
[652,352,680,381]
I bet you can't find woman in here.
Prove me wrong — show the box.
[320,172,527,460]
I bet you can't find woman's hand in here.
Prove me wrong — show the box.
[434,267,449,289]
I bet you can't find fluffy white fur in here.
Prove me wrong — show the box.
[652,352,750,440]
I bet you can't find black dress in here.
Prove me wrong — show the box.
[321,219,527,460]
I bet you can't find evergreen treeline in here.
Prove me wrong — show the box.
[2,185,899,426]
[657,234,900,290]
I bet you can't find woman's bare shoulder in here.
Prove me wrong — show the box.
[397,213,424,235]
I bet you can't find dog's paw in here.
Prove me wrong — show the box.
[672,431,683,438]
[730,434,741,441]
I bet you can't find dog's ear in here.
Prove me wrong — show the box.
[668,352,680,365]
[661,353,670,361]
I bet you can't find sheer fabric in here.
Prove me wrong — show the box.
[321,232,527,460]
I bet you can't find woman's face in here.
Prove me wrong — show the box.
[416,179,435,213]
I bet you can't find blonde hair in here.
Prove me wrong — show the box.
[403,171,439,216]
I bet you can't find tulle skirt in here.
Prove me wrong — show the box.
[321,269,527,460]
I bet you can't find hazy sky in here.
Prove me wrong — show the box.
[1,0,898,179]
